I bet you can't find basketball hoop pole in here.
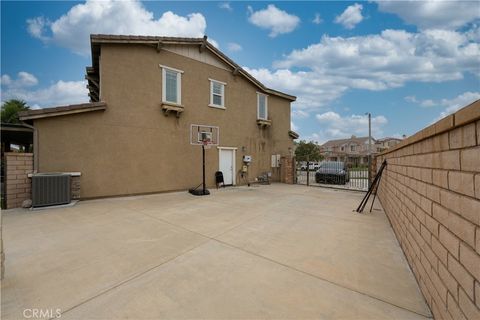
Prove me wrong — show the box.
[202,143,206,195]
[189,124,217,196]
[189,141,210,196]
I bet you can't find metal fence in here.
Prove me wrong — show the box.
[296,161,369,191]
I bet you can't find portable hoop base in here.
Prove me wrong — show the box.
[188,188,210,196]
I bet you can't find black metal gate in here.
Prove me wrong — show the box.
[296,161,369,191]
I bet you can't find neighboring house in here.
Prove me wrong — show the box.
[319,136,376,166]
[320,135,405,166]
[19,35,297,198]
[375,137,403,152]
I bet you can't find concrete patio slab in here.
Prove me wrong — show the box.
[1,203,207,320]
[217,188,429,315]
[1,184,431,319]
[63,241,427,320]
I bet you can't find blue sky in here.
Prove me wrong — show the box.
[1,1,479,143]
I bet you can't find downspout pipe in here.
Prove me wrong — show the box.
[20,121,38,173]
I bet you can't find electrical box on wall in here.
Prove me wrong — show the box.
[271,154,281,168]
[243,155,252,163]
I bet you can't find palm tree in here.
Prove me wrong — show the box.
[1,99,30,123]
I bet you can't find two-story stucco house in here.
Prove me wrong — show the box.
[19,35,297,199]
[320,136,375,166]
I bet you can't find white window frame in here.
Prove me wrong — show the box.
[160,64,183,105]
[257,92,268,120]
[209,79,226,109]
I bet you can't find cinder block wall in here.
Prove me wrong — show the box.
[375,101,480,320]
[1,211,4,279]
[280,157,295,184]
[5,153,33,209]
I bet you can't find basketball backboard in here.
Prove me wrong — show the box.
[190,124,219,146]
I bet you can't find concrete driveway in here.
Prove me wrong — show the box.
[1,184,431,319]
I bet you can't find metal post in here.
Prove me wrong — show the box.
[202,144,206,194]
[306,156,310,186]
[367,112,372,188]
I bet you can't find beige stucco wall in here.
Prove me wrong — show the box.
[34,44,294,198]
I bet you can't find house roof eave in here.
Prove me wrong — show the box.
[88,34,296,102]
[19,102,107,121]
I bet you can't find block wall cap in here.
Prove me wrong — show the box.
[28,172,81,178]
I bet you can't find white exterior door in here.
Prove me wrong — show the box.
[219,148,235,185]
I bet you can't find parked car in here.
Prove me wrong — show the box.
[300,162,320,171]
[315,161,349,184]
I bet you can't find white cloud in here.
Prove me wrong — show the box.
[1,72,38,88]
[314,112,388,143]
[438,91,480,118]
[219,2,233,12]
[26,17,49,41]
[248,4,300,37]
[208,38,220,49]
[312,13,322,25]
[27,0,207,55]
[244,67,348,111]
[404,95,417,104]
[227,42,242,52]
[376,0,480,30]
[291,121,298,132]
[245,27,479,112]
[420,99,435,108]
[335,3,363,29]
[405,91,480,116]
[1,72,87,107]
[292,109,309,119]
[404,96,435,107]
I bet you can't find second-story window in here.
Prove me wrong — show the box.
[209,79,226,109]
[257,93,268,120]
[350,145,356,151]
[161,65,183,105]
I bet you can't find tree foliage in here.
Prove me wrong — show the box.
[295,140,323,162]
[1,99,30,124]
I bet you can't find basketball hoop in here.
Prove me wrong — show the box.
[203,140,212,149]
[190,124,219,146]
[188,124,219,196]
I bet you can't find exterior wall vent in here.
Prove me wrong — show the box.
[32,173,71,208]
